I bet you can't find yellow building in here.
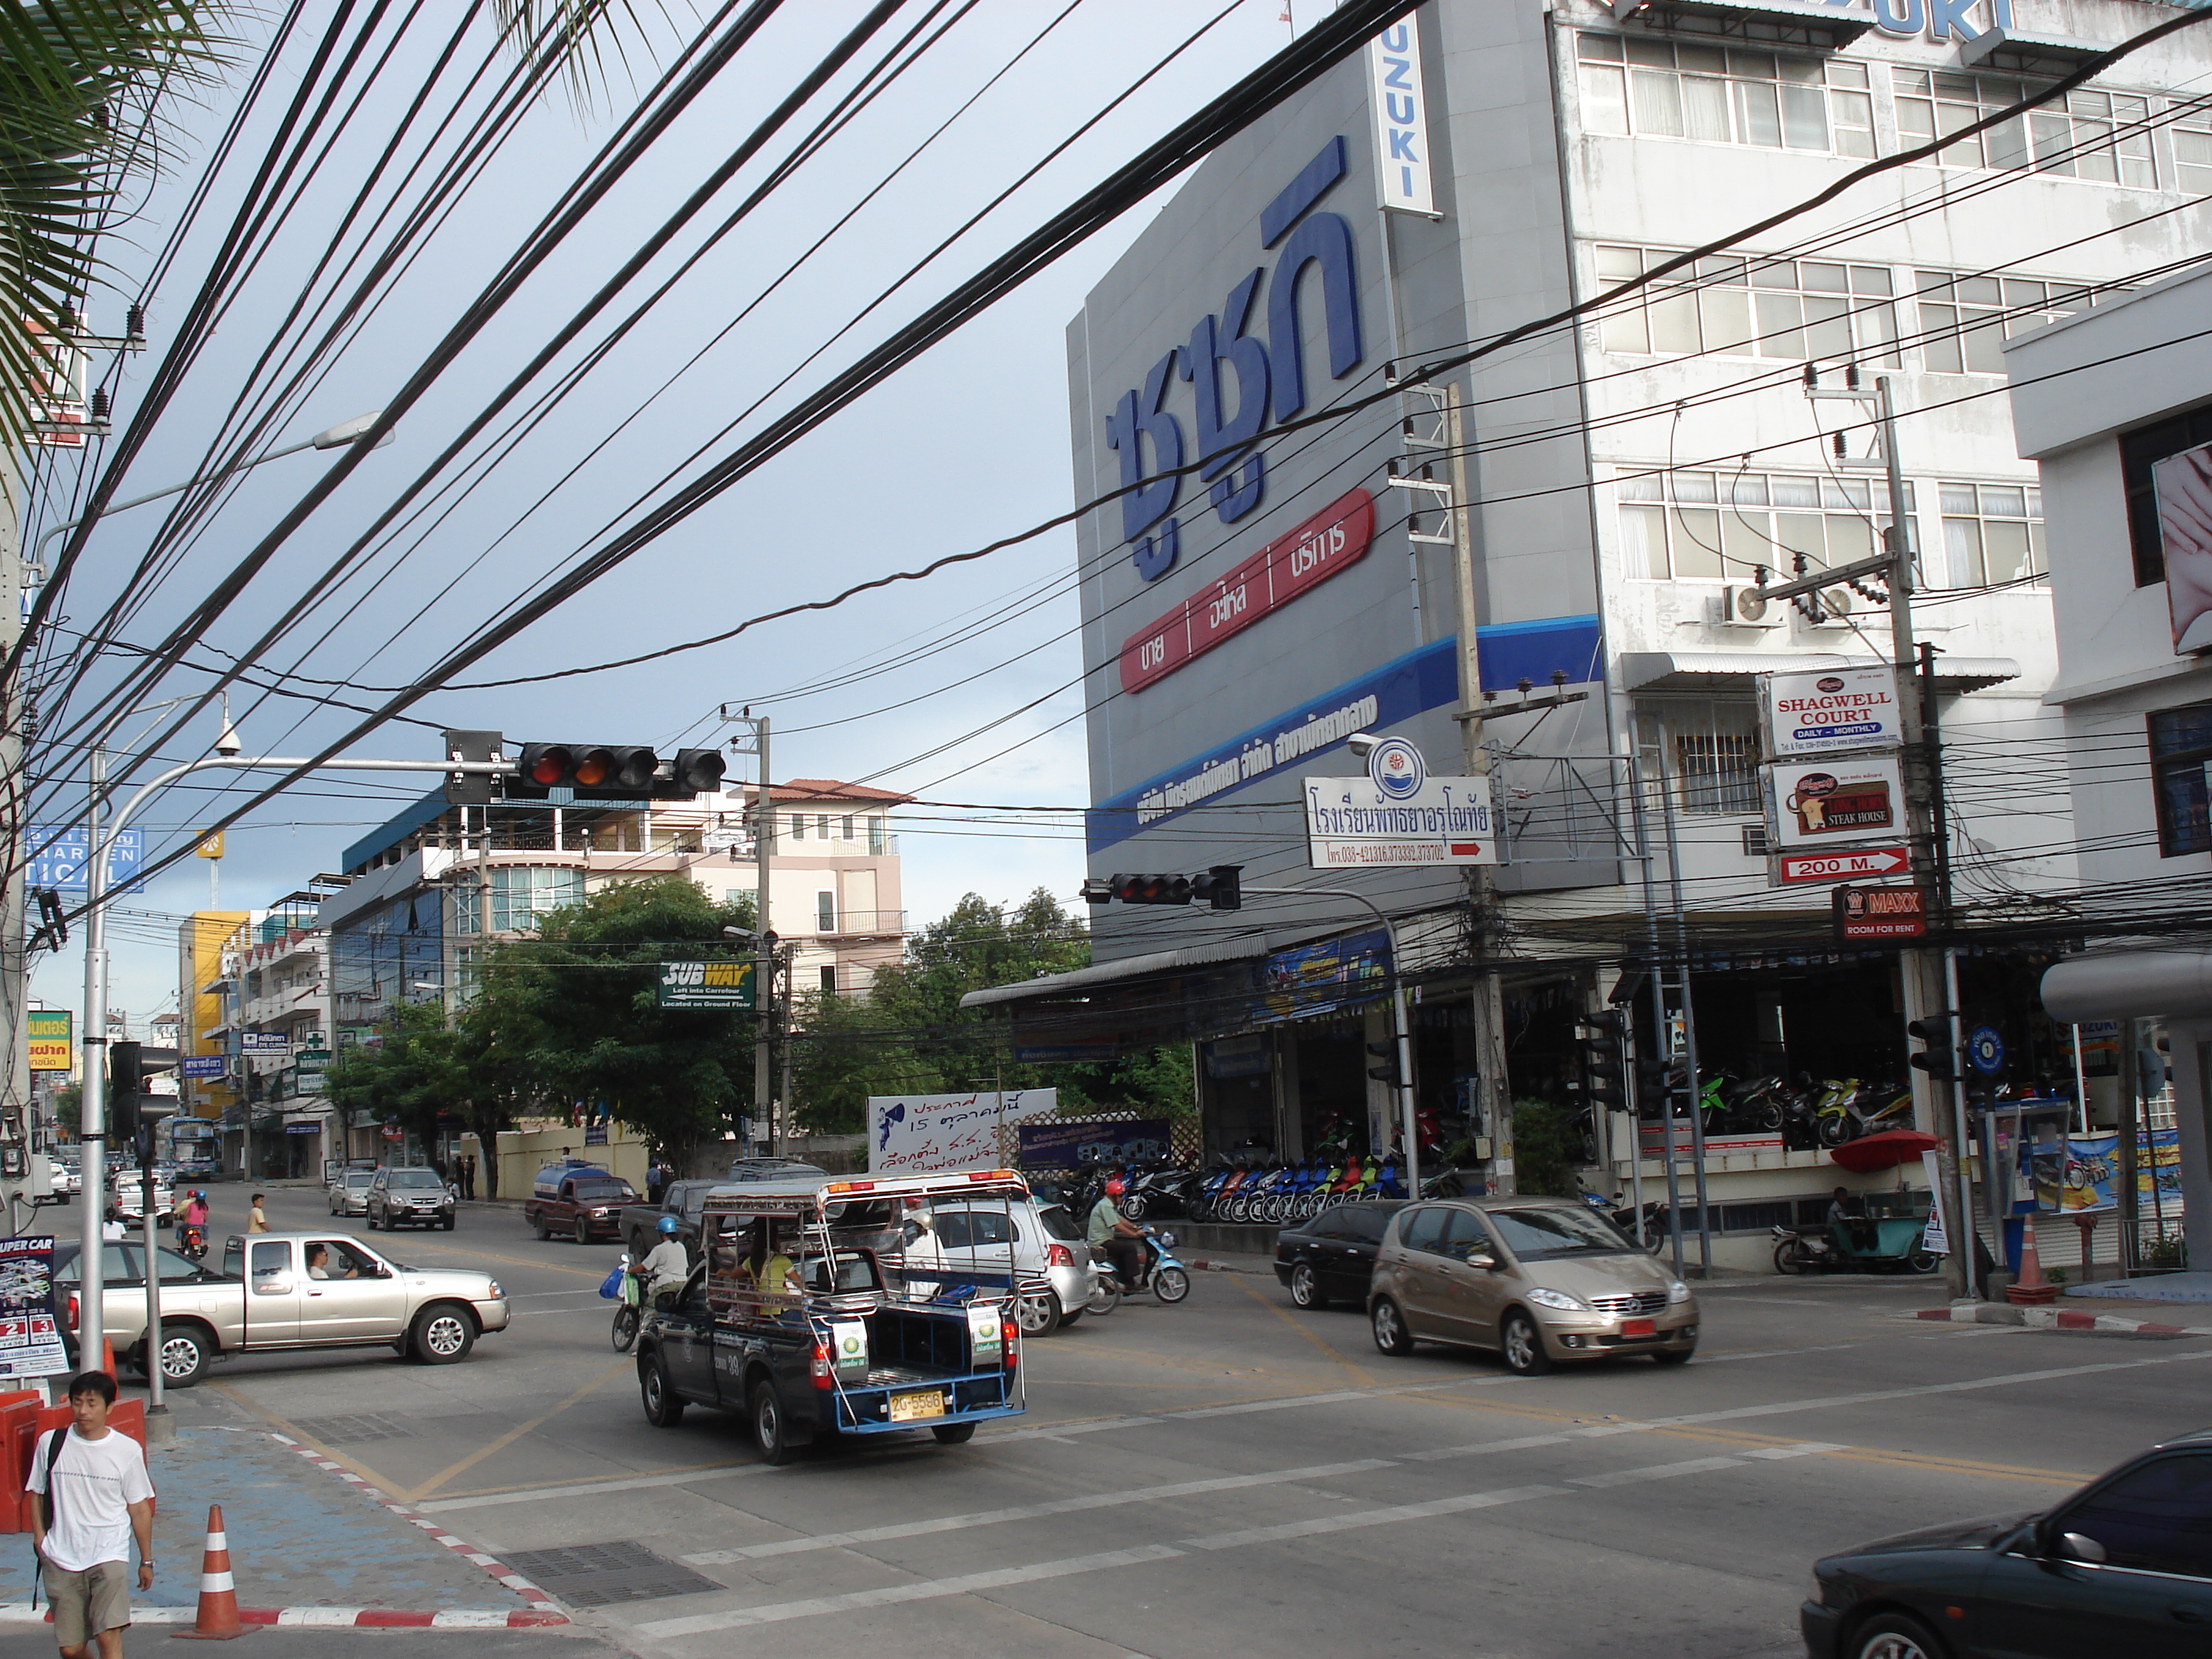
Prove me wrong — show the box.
[176,911,246,1129]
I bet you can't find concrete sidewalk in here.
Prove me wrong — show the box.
[0,1427,558,1622]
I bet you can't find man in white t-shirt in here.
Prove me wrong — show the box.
[25,1371,155,1658]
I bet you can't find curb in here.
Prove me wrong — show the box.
[267,1435,566,1618]
[0,1606,566,1628]
[1183,1258,1253,1274]
[1911,1304,2212,1337]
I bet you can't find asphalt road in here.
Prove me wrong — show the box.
[31,1181,2211,1659]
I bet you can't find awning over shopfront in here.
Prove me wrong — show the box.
[1619,651,2023,695]
[961,936,1286,1055]
[1609,0,1873,47]
[2042,950,2212,1023]
[960,936,1273,1010]
[1960,24,2111,71]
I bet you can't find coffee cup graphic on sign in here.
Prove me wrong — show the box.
[1787,770,1894,837]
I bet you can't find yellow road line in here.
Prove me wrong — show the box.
[1228,1273,1376,1386]
[401,1359,633,1502]
[209,1380,398,1493]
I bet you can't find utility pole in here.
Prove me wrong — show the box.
[721,710,775,1156]
[0,456,35,1235]
[1437,383,1513,1193]
[1782,369,1970,1300]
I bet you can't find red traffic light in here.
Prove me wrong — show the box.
[526,745,573,786]
[514,743,660,799]
[1110,873,1192,905]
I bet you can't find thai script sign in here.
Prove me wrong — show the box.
[1304,773,1497,867]
[24,1011,70,1075]
[867,1090,1060,1177]
[24,826,143,894]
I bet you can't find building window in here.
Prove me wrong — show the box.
[2179,98,2212,195]
[1595,245,1898,364]
[867,816,887,854]
[816,891,836,932]
[723,888,748,906]
[789,813,805,840]
[1617,469,1908,582]
[816,814,830,839]
[453,866,584,935]
[1639,700,1761,815]
[1892,70,2155,186]
[1914,273,2110,375]
[840,815,855,840]
[1939,482,2045,587]
[819,965,837,995]
[2122,402,2212,588]
[2150,703,2212,856]
[1577,35,1870,155]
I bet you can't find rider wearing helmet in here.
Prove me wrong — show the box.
[1087,1170,1146,1292]
[638,1212,692,1299]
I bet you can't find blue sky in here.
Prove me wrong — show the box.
[29,0,1313,1027]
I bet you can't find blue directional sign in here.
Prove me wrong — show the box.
[1968,1025,2007,1077]
[24,826,145,894]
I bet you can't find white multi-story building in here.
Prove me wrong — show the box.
[2007,262,2212,1267]
[972,0,2212,1263]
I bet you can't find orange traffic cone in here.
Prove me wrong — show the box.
[2006,1215,2057,1306]
[172,1504,257,1640]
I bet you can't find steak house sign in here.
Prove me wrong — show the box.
[1104,135,1370,690]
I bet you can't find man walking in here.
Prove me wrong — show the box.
[26,1372,155,1659]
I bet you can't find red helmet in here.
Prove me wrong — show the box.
[1105,1177,1126,1198]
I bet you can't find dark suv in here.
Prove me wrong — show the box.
[367,1166,456,1231]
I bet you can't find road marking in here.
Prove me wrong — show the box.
[403,1360,633,1501]
[412,1463,776,1514]
[635,1546,1189,1635]
[679,1459,1397,1565]
[1697,1343,1859,1363]
[633,1445,1847,1636]
[1569,1454,1752,1488]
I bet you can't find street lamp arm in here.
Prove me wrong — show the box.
[1237,884,1424,1198]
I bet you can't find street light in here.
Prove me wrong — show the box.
[31,408,392,570]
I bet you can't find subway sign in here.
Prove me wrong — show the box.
[1104,136,1365,584]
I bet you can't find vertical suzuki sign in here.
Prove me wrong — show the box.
[1367,20,1434,215]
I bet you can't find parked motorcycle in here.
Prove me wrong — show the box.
[1772,1218,1940,1276]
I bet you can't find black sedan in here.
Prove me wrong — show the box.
[1273,1199,1407,1309]
[1802,1427,2212,1658]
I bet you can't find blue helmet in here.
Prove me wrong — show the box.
[657,1214,680,1236]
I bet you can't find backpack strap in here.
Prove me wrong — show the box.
[40,1424,68,1528]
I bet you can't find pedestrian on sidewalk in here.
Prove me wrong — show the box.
[26,1371,156,1659]
[247,1193,269,1233]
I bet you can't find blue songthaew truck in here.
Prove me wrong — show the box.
[633,1168,1033,1462]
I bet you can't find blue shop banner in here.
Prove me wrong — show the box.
[1253,928,1391,1027]
[1015,1119,1173,1170]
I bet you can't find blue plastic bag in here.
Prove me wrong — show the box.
[598,1265,624,1299]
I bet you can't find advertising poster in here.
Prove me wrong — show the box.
[1252,929,1391,1027]
[25,1011,71,1075]
[1016,1119,1173,1170]
[1765,754,1906,851]
[0,1237,68,1381]
[1759,664,1902,759]
[654,960,755,1010]
[867,1090,1059,1177]
[2049,1130,2185,1212]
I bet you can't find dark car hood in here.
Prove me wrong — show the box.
[1840,1514,2034,1558]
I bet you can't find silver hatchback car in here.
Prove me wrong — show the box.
[1368,1197,1698,1374]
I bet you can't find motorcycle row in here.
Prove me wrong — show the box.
[1649,1068,1916,1150]
[1035,1153,1415,1228]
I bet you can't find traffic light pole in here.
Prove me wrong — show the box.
[1244,886,1419,1199]
[69,754,515,1368]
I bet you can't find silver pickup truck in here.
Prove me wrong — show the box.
[61,1232,510,1386]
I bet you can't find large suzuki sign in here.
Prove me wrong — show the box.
[1104,136,1364,584]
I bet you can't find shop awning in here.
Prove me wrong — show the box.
[1619,651,2023,694]
[2042,950,2212,1024]
[1611,0,1873,46]
[1960,25,2111,71]
[960,936,1273,1011]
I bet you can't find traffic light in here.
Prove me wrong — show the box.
[1907,1013,1964,1082]
[1084,868,1243,908]
[1110,873,1192,905]
[1635,1054,1677,1115]
[658,748,728,799]
[512,743,661,800]
[108,1041,142,1141]
[1367,1041,1401,1088]
[1188,865,1243,911]
[442,729,503,807]
[1574,1013,1628,1111]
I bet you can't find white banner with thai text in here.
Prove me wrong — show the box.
[1303,775,1497,867]
[868,1089,1060,1177]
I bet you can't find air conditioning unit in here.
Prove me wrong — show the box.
[1719,586,1784,627]
[1800,588,1856,629]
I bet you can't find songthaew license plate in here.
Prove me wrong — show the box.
[889,1390,947,1423]
[1621,1318,1657,1339]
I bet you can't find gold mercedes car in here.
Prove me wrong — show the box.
[1368,1197,1698,1374]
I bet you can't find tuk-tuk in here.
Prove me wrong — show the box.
[633,1168,1032,1462]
